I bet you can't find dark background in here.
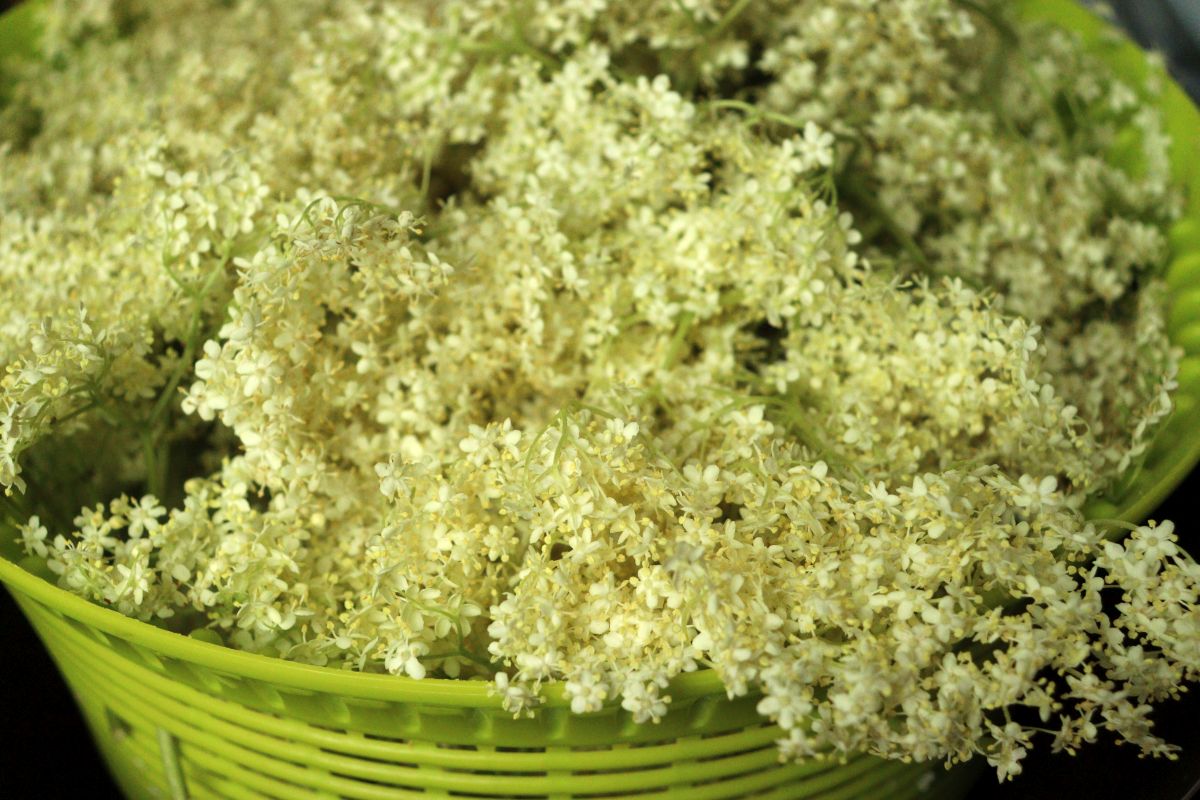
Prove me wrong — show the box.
[2,0,1200,798]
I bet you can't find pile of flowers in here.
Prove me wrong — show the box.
[1,0,1197,780]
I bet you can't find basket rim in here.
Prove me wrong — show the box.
[1,0,1200,710]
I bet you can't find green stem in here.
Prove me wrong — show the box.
[705,392,863,480]
[50,398,102,429]
[707,0,754,40]
[456,37,559,72]
[672,0,706,35]
[509,9,561,71]
[455,647,497,670]
[419,140,439,208]
[23,384,92,436]
[951,0,1018,45]
[148,251,228,430]
[142,432,163,500]
[0,491,28,523]
[706,98,808,132]
[418,647,497,671]
[662,311,696,369]
[1089,518,1140,533]
[839,176,931,272]
[330,196,407,226]
[137,248,230,500]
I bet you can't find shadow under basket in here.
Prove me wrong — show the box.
[3,0,1200,797]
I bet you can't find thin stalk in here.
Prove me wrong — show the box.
[706,98,808,132]
[952,0,1018,45]
[142,431,164,502]
[662,310,696,369]
[456,37,560,72]
[148,250,229,430]
[707,0,754,40]
[839,176,931,272]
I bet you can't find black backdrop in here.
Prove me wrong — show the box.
[1,0,1199,798]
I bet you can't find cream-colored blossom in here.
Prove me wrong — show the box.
[0,0,1194,782]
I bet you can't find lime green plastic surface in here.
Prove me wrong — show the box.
[0,0,38,62]
[0,0,1197,797]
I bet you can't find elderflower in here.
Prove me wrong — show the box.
[0,0,1195,784]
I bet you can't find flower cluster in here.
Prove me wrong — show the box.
[1,0,1195,781]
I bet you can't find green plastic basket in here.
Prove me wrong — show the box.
[1,1,1199,797]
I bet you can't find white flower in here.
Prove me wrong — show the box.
[1130,520,1178,562]
[125,495,166,539]
[383,639,428,680]
[18,515,49,558]
[493,673,539,717]
[621,674,671,724]
[1014,475,1059,511]
[113,560,152,606]
[797,122,835,170]
[565,669,608,714]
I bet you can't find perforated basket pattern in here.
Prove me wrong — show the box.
[1,0,1199,797]
[12,589,973,799]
